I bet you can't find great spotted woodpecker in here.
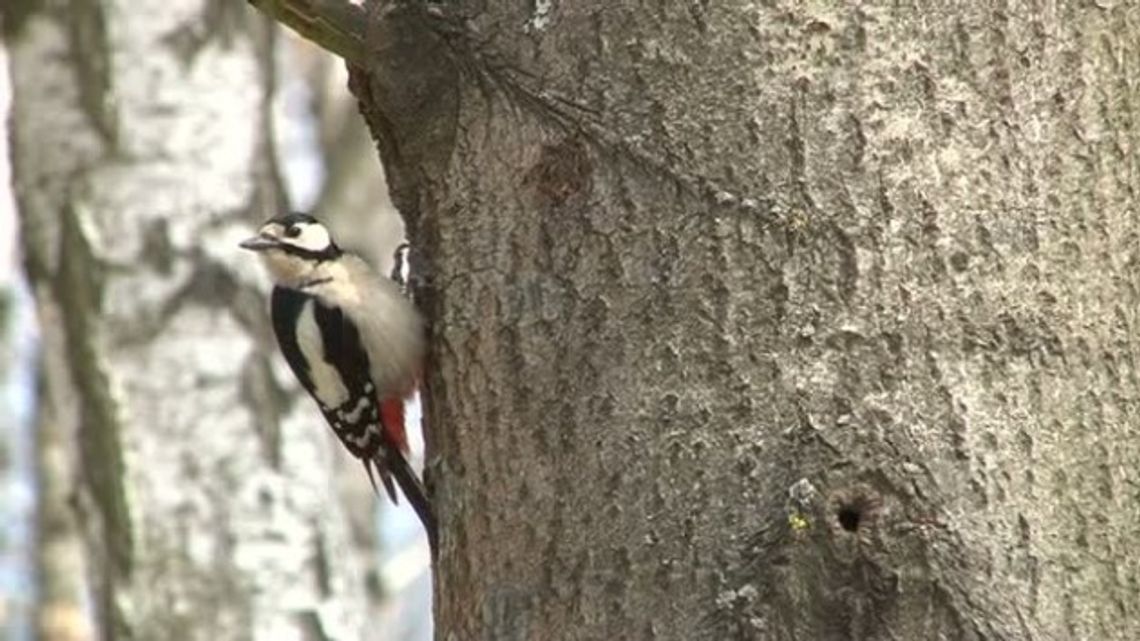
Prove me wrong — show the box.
[240,213,436,553]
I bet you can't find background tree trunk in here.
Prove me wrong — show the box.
[6,3,370,639]
[336,1,1140,640]
[0,41,41,641]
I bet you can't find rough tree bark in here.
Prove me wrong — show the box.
[6,2,370,640]
[278,2,1140,640]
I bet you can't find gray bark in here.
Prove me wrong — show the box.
[6,2,369,640]
[336,1,1140,640]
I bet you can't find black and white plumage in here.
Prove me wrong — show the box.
[240,213,436,553]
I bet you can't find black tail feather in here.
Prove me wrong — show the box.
[373,450,438,557]
[363,459,399,504]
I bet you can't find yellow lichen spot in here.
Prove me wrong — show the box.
[783,208,810,234]
[788,512,811,532]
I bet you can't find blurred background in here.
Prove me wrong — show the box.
[1,4,430,640]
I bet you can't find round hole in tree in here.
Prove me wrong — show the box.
[828,484,883,535]
[837,505,861,532]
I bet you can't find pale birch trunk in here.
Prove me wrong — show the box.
[0,40,39,641]
[7,3,369,639]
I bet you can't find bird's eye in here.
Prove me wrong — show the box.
[285,226,302,238]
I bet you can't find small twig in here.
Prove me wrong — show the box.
[247,0,366,63]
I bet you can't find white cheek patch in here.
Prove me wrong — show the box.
[293,222,332,252]
[294,302,350,408]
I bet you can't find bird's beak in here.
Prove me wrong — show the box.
[239,234,278,252]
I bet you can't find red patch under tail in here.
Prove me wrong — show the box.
[379,397,409,454]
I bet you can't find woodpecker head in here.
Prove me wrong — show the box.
[240,213,342,286]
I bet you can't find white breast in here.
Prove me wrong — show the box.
[307,256,425,397]
[295,300,350,408]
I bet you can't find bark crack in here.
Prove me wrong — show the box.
[55,202,134,641]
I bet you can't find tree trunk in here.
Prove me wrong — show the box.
[7,3,369,639]
[0,42,40,641]
[333,1,1140,640]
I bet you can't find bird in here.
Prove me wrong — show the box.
[240,212,436,553]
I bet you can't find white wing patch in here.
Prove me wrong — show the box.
[347,430,373,449]
[294,301,350,408]
[340,396,372,423]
